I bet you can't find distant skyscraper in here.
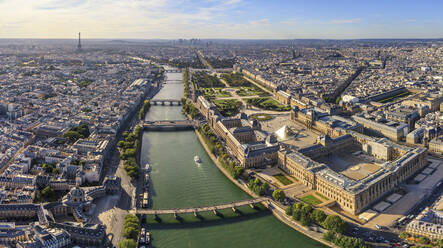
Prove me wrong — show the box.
[77,32,82,50]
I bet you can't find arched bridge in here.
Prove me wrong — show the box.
[165,69,182,73]
[151,99,182,106]
[135,197,268,215]
[141,120,199,131]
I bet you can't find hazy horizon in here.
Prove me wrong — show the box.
[1,38,443,40]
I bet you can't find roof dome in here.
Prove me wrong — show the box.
[70,187,85,197]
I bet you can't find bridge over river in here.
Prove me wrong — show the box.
[165,69,182,73]
[141,120,199,131]
[136,197,268,215]
[150,99,182,105]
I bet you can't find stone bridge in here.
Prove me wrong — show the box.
[150,99,182,106]
[135,197,268,215]
[165,69,182,73]
[141,120,199,131]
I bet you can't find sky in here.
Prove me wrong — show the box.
[0,0,442,39]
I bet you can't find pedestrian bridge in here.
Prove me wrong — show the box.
[135,197,268,215]
[150,99,182,106]
[141,120,198,131]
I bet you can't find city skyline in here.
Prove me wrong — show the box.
[1,0,442,39]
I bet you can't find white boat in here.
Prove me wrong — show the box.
[194,155,201,163]
[145,163,151,171]
[146,232,151,244]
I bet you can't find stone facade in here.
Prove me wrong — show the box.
[406,208,443,240]
[196,96,279,168]
[291,107,363,138]
[278,132,427,215]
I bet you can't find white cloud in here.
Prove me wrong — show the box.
[0,0,246,38]
[329,18,361,24]
[248,19,270,26]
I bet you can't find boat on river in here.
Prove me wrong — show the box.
[146,231,151,243]
[145,163,151,172]
[194,155,201,163]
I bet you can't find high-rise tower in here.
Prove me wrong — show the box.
[77,32,82,50]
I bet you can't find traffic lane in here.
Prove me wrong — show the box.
[346,223,401,245]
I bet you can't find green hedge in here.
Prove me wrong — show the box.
[118,125,142,178]
[139,100,151,120]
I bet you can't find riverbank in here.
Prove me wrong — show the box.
[98,84,162,247]
[194,129,336,248]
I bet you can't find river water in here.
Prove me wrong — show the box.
[140,71,324,248]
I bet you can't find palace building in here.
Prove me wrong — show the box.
[196,96,279,168]
[291,106,363,138]
[278,132,427,215]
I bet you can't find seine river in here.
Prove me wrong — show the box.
[139,71,324,248]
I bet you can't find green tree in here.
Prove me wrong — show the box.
[285,205,293,216]
[127,167,138,178]
[323,215,348,234]
[118,239,137,248]
[272,189,286,201]
[311,209,327,224]
[418,236,430,245]
[34,191,41,203]
[261,182,270,193]
[292,209,302,221]
[122,226,138,240]
[41,186,55,201]
[294,202,305,210]
[233,166,244,179]
[336,96,342,104]
[300,213,312,226]
[63,131,82,142]
[122,214,139,240]
[117,140,126,148]
[323,230,336,242]
[399,232,411,240]
[124,214,139,222]
[301,204,313,215]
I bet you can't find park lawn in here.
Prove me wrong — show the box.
[213,99,242,117]
[192,71,225,88]
[201,88,217,99]
[246,97,291,111]
[315,192,329,201]
[273,173,293,186]
[288,175,298,181]
[236,86,269,97]
[377,91,412,103]
[202,88,231,99]
[216,90,232,97]
[221,72,251,87]
[250,113,272,121]
[300,194,323,205]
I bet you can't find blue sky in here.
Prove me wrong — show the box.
[0,0,442,39]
